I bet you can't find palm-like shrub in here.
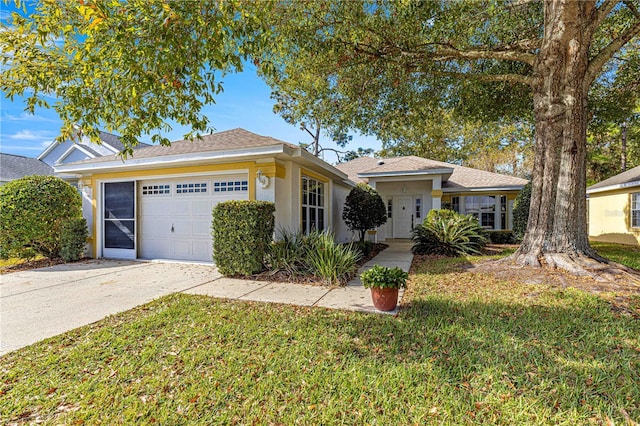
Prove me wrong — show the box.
[266,229,361,285]
[305,231,361,285]
[412,209,488,256]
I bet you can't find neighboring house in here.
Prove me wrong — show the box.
[336,156,528,239]
[0,153,54,186]
[587,165,640,246]
[38,130,146,186]
[55,129,528,262]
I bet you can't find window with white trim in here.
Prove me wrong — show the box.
[465,195,496,229]
[301,176,325,234]
[632,193,640,228]
[387,199,393,219]
[142,184,171,195]
[176,182,207,194]
[213,180,248,192]
[451,196,460,213]
[415,197,422,219]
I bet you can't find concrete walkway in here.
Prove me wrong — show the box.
[1,241,413,355]
[186,239,414,314]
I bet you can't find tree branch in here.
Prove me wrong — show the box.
[591,0,620,30]
[623,0,640,19]
[430,46,537,65]
[586,18,640,86]
[425,69,535,86]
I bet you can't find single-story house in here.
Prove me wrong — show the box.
[0,153,54,186]
[587,165,640,246]
[38,130,148,187]
[56,129,528,262]
[335,156,528,239]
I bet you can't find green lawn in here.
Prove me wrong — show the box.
[1,253,639,424]
[593,241,640,270]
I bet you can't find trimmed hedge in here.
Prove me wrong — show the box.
[0,175,83,260]
[212,200,275,276]
[513,182,531,241]
[486,230,517,244]
[60,218,89,261]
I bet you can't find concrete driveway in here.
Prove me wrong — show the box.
[0,259,220,355]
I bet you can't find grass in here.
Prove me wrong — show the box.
[1,250,639,424]
[593,241,640,270]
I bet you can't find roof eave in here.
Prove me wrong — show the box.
[443,185,526,192]
[55,144,290,174]
[358,168,454,178]
[586,180,640,194]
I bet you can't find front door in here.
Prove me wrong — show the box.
[102,181,136,259]
[393,196,414,238]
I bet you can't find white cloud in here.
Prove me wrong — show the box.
[1,113,59,123]
[6,129,55,142]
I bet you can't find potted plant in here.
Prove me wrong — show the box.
[360,265,408,311]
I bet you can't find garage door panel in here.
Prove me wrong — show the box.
[138,175,248,262]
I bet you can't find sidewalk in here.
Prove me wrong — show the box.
[184,240,414,314]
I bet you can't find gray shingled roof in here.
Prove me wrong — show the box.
[587,165,640,192]
[0,153,54,181]
[335,155,528,190]
[66,128,299,166]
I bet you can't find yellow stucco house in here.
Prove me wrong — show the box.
[587,165,640,246]
[56,128,527,262]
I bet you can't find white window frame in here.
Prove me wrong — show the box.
[632,192,640,228]
[301,176,326,234]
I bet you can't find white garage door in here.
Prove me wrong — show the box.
[138,175,249,262]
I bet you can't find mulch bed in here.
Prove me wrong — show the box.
[0,257,69,274]
[249,242,389,286]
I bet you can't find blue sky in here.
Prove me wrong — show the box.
[0,3,381,164]
[0,65,382,164]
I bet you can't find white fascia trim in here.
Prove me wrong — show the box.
[586,180,640,195]
[295,148,350,181]
[56,144,96,165]
[358,168,454,178]
[37,140,61,160]
[56,145,288,173]
[442,185,526,193]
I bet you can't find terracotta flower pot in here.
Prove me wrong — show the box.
[370,287,399,311]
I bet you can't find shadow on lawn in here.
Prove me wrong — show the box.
[329,296,639,414]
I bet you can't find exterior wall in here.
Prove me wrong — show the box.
[373,179,434,240]
[442,191,519,231]
[40,141,76,166]
[589,189,640,246]
[60,148,93,165]
[332,182,353,243]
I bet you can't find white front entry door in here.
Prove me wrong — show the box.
[138,175,248,262]
[393,196,414,238]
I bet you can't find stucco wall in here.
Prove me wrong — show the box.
[588,189,640,246]
[332,182,353,243]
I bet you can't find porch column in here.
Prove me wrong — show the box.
[431,176,442,210]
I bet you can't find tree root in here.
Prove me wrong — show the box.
[503,250,640,285]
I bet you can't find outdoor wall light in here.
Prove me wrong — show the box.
[256,169,270,189]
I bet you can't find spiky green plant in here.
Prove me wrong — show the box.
[412,210,488,257]
[304,230,361,285]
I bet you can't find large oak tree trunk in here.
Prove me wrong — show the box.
[512,1,606,274]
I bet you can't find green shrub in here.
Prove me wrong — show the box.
[266,229,361,285]
[0,175,82,260]
[360,265,408,289]
[342,183,387,242]
[486,231,517,244]
[412,209,488,257]
[60,218,89,261]
[513,182,531,241]
[305,231,361,285]
[212,200,275,276]
[351,240,372,257]
[266,228,307,277]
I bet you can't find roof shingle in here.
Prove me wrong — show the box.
[0,153,54,182]
[587,165,640,192]
[335,155,528,190]
[66,128,299,166]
